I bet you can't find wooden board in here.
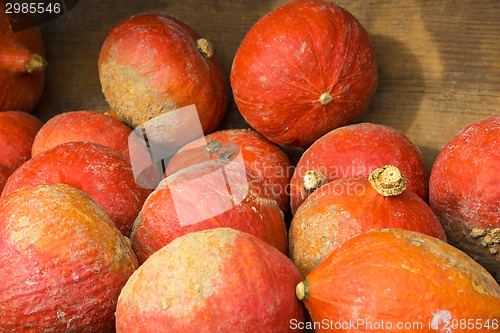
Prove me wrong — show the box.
[34,0,500,171]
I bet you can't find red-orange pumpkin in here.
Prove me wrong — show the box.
[131,159,287,263]
[32,110,133,158]
[1,142,152,236]
[117,228,306,332]
[289,165,446,276]
[166,129,292,212]
[0,111,42,175]
[0,2,46,112]
[99,13,228,146]
[231,0,377,146]
[430,115,500,281]
[0,184,138,332]
[290,122,429,214]
[296,229,500,333]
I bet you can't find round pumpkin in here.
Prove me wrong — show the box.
[289,165,446,277]
[430,115,500,280]
[0,184,138,332]
[166,128,292,212]
[132,159,287,263]
[117,228,306,332]
[296,229,500,333]
[1,142,152,237]
[0,111,43,175]
[99,13,228,146]
[0,2,46,112]
[290,122,428,214]
[32,110,133,158]
[231,0,377,147]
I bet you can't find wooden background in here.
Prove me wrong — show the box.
[34,0,500,172]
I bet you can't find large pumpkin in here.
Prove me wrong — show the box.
[0,1,46,112]
[231,0,377,146]
[132,159,287,263]
[166,128,292,212]
[430,115,500,280]
[289,165,446,277]
[290,122,429,214]
[1,142,152,236]
[0,184,138,332]
[296,229,500,333]
[117,228,306,332]
[99,13,228,147]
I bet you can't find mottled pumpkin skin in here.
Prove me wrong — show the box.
[32,110,132,159]
[289,177,446,276]
[117,228,306,332]
[430,115,500,280]
[1,142,152,236]
[301,229,500,333]
[0,184,138,332]
[166,129,292,212]
[290,123,428,214]
[231,0,377,147]
[0,3,46,112]
[99,13,228,146]
[132,160,287,263]
[0,111,42,175]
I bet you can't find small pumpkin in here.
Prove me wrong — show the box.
[231,0,377,146]
[290,122,429,214]
[0,2,46,112]
[430,115,500,280]
[99,13,228,146]
[131,159,287,263]
[2,142,152,237]
[166,128,292,212]
[296,229,500,333]
[289,165,446,277]
[117,228,306,332]
[0,184,138,332]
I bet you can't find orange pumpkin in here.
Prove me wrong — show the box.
[0,184,138,332]
[117,228,306,332]
[289,165,446,277]
[296,229,500,333]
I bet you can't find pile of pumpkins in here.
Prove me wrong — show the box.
[0,0,498,332]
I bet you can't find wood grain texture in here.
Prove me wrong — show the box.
[33,0,500,172]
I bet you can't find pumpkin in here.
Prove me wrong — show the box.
[166,128,292,212]
[32,110,133,158]
[289,165,446,277]
[0,1,46,112]
[430,115,500,281]
[117,228,306,332]
[0,184,138,332]
[290,122,429,214]
[1,142,152,237]
[0,111,42,175]
[131,159,287,263]
[230,0,377,147]
[296,229,500,333]
[99,13,228,147]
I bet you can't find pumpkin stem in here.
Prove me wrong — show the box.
[319,92,333,105]
[26,53,47,73]
[368,165,407,197]
[205,140,222,154]
[302,170,328,195]
[196,38,214,59]
[296,280,309,301]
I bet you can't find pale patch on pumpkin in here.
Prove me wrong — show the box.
[430,310,452,333]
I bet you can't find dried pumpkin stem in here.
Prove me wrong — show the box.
[296,280,309,302]
[26,53,47,73]
[302,170,328,195]
[205,140,221,154]
[196,38,214,59]
[368,165,407,197]
[319,92,333,105]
